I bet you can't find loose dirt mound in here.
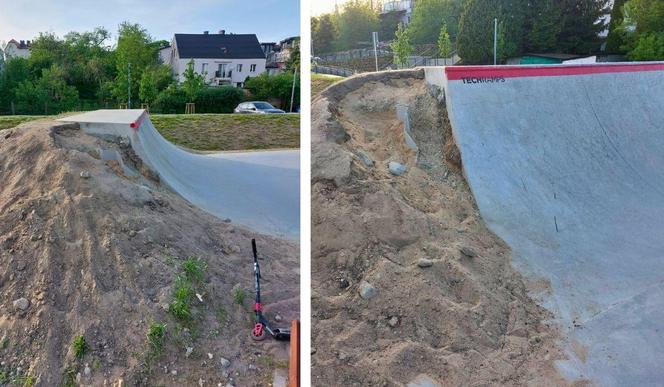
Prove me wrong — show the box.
[0,120,298,386]
[311,70,567,386]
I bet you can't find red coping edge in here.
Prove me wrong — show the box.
[445,63,664,81]
[129,111,146,129]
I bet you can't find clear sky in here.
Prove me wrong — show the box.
[0,0,299,46]
[312,0,351,16]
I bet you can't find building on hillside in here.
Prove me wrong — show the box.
[3,39,32,60]
[381,0,415,25]
[163,30,267,87]
[265,36,299,75]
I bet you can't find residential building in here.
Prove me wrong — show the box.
[381,0,415,25]
[3,39,32,60]
[265,36,299,75]
[163,30,267,87]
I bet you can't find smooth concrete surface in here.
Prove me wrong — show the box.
[425,63,664,385]
[58,110,299,240]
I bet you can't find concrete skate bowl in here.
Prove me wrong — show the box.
[57,110,300,240]
[424,62,664,386]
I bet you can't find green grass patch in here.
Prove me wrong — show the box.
[233,288,246,306]
[72,335,88,359]
[150,113,299,152]
[2,337,9,350]
[147,322,166,356]
[312,73,342,96]
[169,277,194,322]
[12,374,35,387]
[0,116,47,130]
[182,257,207,283]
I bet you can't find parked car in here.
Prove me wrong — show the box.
[234,101,285,114]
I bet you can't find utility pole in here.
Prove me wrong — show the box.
[128,62,131,109]
[289,66,298,113]
[372,32,379,72]
[493,18,498,66]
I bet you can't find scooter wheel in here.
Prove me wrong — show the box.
[251,323,267,341]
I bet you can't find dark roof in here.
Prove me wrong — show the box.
[525,53,583,60]
[174,33,265,59]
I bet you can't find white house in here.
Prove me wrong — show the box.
[164,31,267,87]
[3,39,32,60]
[381,0,415,25]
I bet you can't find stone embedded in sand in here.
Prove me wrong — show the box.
[220,357,231,368]
[128,230,137,237]
[80,171,91,179]
[417,258,433,268]
[388,161,407,176]
[4,131,12,139]
[356,150,374,168]
[388,316,399,327]
[460,246,478,258]
[359,281,377,299]
[13,298,29,311]
[185,347,193,358]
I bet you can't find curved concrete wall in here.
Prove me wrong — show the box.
[59,110,299,240]
[426,63,664,385]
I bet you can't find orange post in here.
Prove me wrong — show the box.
[289,319,300,387]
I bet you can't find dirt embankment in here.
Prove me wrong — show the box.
[311,70,567,386]
[0,120,298,386]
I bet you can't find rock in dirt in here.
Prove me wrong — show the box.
[388,161,407,176]
[356,150,374,168]
[185,347,193,358]
[220,357,231,368]
[388,316,399,327]
[416,258,433,268]
[13,298,29,311]
[460,246,478,258]
[359,281,377,299]
[80,171,91,179]
[4,131,12,139]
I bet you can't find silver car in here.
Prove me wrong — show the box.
[234,101,286,114]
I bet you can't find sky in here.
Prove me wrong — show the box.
[0,0,299,46]
[311,0,351,16]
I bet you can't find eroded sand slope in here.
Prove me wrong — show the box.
[311,70,568,386]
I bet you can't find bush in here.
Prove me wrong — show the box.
[628,32,664,61]
[153,85,188,114]
[194,86,244,113]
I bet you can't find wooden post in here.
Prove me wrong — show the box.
[141,103,150,113]
[289,320,300,387]
[185,103,195,114]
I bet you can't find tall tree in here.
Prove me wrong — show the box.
[409,0,465,44]
[557,0,611,54]
[437,23,453,57]
[113,22,158,105]
[379,11,404,42]
[619,0,664,60]
[335,0,380,51]
[524,0,563,53]
[313,14,338,54]
[606,0,628,52]
[181,59,206,102]
[457,0,500,63]
[391,23,412,67]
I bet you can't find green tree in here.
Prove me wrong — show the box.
[313,14,337,54]
[181,59,206,102]
[628,32,664,60]
[140,64,174,105]
[524,0,563,53]
[457,0,499,64]
[606,0,628,52]
[113,22,159,106]
[556,0,611,54]
[391,23,412,68]
[335,0,380,51]
[285,38,301,72]
[244,72,300,110]
[409,0,464,44]
[437,22,453,58]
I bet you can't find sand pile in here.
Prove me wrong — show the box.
[0,120,298,386]
[311,70,567,386]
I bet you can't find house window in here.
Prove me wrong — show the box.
[237,64,243,72]
[250,64,257,72]
[201,63,208,74]
[217,63,228,78]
